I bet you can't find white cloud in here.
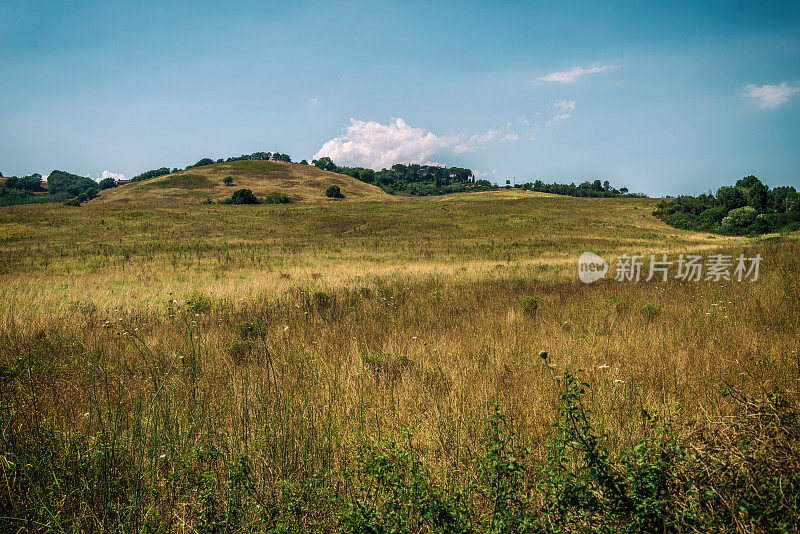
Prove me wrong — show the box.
[473,170,488,178]
[552,99,576,121]
[743,82,799,109]
[453,127,519,154]
[453,144,475,154]
[314,118,457,169]
[99,170,125,182]
[309,97,320,106]
[536,65,614,84]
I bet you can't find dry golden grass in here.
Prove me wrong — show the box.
[0,191,797,531]
[0,191,743,316]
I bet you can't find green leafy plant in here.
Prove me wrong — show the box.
[325,185,344,198]
[519,296,540,316]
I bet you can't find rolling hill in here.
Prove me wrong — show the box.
[96,160,395,203]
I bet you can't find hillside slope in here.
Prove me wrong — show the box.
[97,160,395,203]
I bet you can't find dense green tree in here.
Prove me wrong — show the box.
[98,177,117,190]
[312,157,337,171]
[47,170,98,198]
[188,158,215,169]
[746,181,769,211]
[131,167,171,182]
[716,186,747,211]
[769,186,798,212]
[222,176,234,186]
[735,175,762,189]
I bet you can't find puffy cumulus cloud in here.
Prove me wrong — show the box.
[309,97,320,106]
[99,170,125,181]
[743,82,799,109]
[536,65,614,84]
[314,118,458,170]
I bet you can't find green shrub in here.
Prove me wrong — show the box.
[224,188,258,205]
[640,304,661,320]
[519,296,540,316]
[263,193,291,204]
[63,198,81,206]
[222,176,234,186]
[325,185,344,198]
[698,206,727,228]
[721,206,757,234]
[76,187,98,202]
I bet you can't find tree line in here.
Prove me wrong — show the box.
[654,175,800,235]
[0,170,119,207]
[310,157,479,195]
[514,179,646,198]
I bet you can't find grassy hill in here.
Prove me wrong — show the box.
[96,160,395,203]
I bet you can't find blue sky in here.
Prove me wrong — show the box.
[1,0,799,195]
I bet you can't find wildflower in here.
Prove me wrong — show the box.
[614,379,624,384]
[84,412,90,418]
[598,365,610,369]
[283,325,289,331]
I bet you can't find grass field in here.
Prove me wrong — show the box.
[1,191,798,532]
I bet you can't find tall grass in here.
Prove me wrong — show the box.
[0,235,798,530]
[0,195,797,530]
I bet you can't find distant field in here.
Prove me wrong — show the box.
[1,191,797,531]
[1,191,739,315]
[97,160,396,203]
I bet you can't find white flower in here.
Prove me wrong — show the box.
[598,365,610,369]
[283,325,289,331]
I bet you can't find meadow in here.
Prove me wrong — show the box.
[0,191,798,532]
